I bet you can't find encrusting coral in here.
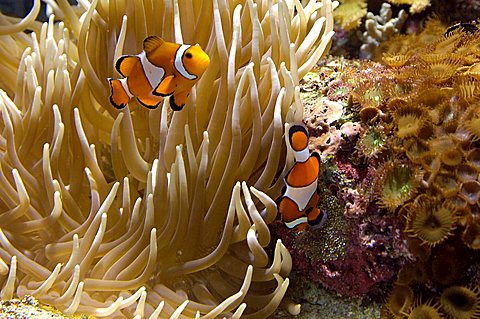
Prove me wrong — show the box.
[0,0,336,317]
[269,13,480,315]
[323,16,480,317]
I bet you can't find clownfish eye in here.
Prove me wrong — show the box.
[185,52,193,59]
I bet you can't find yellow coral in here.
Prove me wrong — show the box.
[387,0,430,14]
[334,0,367,30]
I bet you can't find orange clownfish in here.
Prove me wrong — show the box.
[108,36,210,110]
[278,125,327,232]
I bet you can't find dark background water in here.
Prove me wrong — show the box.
[0,0,77,22]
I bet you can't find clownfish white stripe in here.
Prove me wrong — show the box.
[283,181,318,211]
[139,51,165,89]
[174,45,197,80]
[119,78,134,98]
[293,148,310,163]
[284,216,309,230]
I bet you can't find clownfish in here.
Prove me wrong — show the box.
[108,36,210,110]
[278,125,327,232]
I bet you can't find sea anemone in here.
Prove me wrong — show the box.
[420,56,461,84]
[363,86,385,109]
[404,139,430,164]
[433,171,459,198]
[382,53,412,68]
[431,246,469,286]
[412,17,445,46]
[406,237,432,262]
[464,110,480,141]
[380,305,396,319]
[356,126,387,158]
[406,301,443,319]
[396,264,416,285]
[386,285,414,317]
[416,88,450,110]
[466,149,480,170]
[462,216,480,250]
[426,102,449,127]
[454,76,480,100]
[359,105,381,122]
[426,136,464,167]
[459,180,480,205]
[392,104,430,139]
[456,164,479,182]
[0,0,336,317]
[463,38,480,57]
[445,196,469,217]
[431,30,463,54]
[440,286,480,319]
[396,261,430,284]
[375,161,421,211]
[405,197,457,247]
[439,147,463,166]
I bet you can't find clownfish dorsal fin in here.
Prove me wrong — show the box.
[143,36,164,55]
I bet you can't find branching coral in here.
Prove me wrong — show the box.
[359,3,407,60]
[334,0,425,32]
[0,0,336,317]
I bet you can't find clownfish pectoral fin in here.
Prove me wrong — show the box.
[169,90,190,111]
[153,74,176,96]
[143,36,164,55]
[108,78,130,109]
[115,55,140,77]
[136,95,162,109]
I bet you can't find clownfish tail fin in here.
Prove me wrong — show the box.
[115,55,139,77]
[108,78,131,109]
[307,208,327,229]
